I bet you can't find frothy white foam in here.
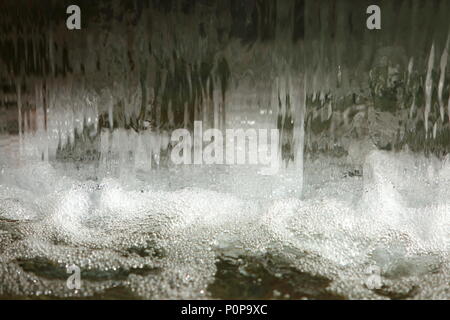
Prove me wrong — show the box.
[0,145,448,299]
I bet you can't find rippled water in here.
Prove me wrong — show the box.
[0,136,448,300]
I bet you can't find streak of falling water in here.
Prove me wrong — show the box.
[2,0,450,183]
[425,43,434,138]
[438,33,449,123]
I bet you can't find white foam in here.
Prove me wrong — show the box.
[0,144,448,299]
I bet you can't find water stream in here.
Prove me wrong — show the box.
[0,0,449,299]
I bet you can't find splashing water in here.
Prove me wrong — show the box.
[0,0,449,299]
[0,139,448,299]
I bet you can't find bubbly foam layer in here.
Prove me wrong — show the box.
[0,142,449,299]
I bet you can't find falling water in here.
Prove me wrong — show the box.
[0,0,449,300]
